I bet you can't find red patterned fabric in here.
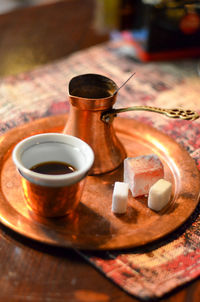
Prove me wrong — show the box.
[1,41,200,300]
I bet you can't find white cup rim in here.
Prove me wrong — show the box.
[12,133,94,187]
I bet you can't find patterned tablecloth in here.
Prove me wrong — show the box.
[1,41,200,300]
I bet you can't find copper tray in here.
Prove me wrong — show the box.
[0,114,199,250]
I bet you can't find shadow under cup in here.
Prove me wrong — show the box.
[12,133,94,218]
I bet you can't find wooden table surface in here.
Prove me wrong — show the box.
[1,223,199,302]
[0,1,200,301]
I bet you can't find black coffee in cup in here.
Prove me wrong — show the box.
[30,161,76,175]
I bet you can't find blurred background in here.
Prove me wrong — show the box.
[0,0,200,77]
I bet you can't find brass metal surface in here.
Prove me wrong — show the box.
[101,106,199,123]
[0,114,199,250]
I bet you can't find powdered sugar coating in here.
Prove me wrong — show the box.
[124,154,164,197]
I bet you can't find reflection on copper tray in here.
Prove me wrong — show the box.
[0,114,199,250]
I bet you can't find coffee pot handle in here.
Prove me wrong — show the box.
[101,106,199,123]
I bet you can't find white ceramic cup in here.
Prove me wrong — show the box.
[12,133,94,217]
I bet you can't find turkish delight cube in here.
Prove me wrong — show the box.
[112,182,129,214]
[148,179,172,211]
[124,154,164,197]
